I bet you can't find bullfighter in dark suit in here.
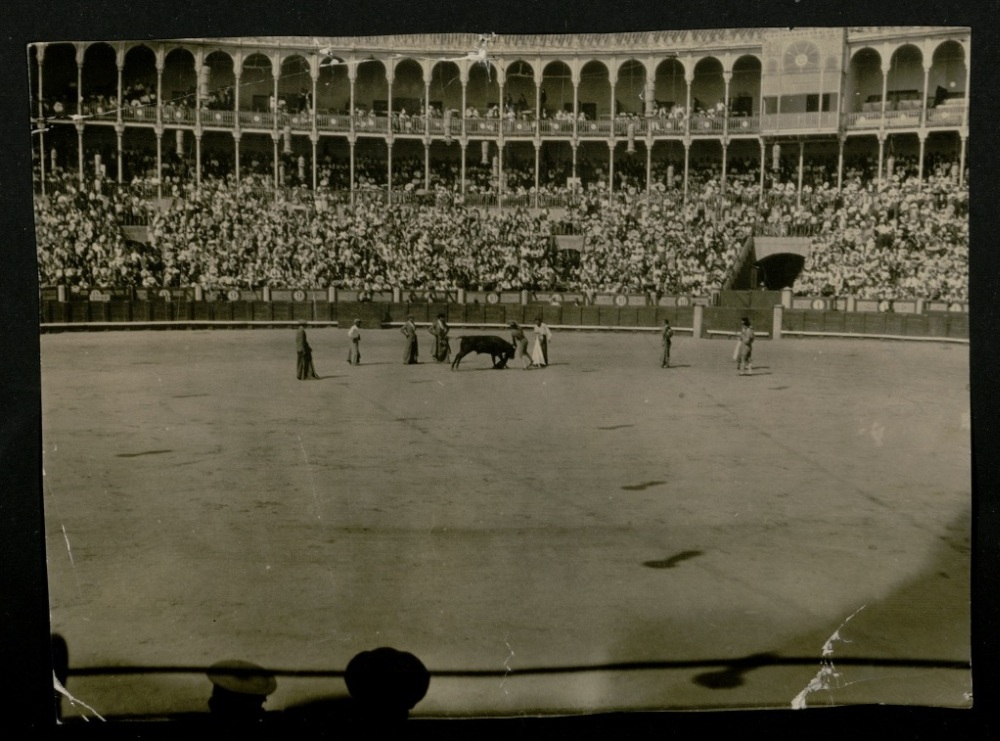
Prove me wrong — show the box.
[296,321,319,379]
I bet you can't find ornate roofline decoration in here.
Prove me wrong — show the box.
[167,29,772,55]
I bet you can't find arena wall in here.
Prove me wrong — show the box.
[37,294,969,342]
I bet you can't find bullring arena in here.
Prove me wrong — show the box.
[30,25,972,729]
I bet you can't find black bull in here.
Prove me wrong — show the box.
[450,335,516,370]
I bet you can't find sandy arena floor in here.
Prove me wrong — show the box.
[39,328,972,719]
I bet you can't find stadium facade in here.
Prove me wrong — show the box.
[29,27,968,201]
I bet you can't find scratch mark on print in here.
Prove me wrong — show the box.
[55,675,106,722]
[44,466,83,598]
[500,635,515,693]
[791,605,866,709]
[298,434,322,520]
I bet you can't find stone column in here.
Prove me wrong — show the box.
[692,303,704,339]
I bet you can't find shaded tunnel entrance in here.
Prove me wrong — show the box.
[754,253,805,291]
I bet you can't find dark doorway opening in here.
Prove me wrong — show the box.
[755,253,805,290]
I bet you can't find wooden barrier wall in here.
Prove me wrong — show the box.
[38,301,969,341]
[781,309,968,340]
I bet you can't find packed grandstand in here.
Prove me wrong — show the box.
[29,27,969,303]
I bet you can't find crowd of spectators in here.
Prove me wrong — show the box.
[794,163,968,300]
[34,174,162,288]
[33,154,969,302]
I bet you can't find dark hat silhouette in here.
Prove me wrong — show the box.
[344,647,430,715]
[206,659,277,722]
[207,659,277,697]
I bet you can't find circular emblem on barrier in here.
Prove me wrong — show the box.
[292,289,307,302]
[878,300,891,312]
[486,292,501,305]
[89,289,104,301]
[227,289,241,301]
[614,294,628,307]
[811,298,826,310]
[949,302,963,312]
[550,293,563,305]
[677,296,690,307]
[158,289,172,300]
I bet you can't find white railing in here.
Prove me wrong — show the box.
[202,109,235,127]
[843,111,881,128]
[238,111,275,128]
[882,109,923,128]
[347,115,387,133]
[466,119,502,135]
[727,116,759,133]
[645,119,685,135]
[580,119,612,135]
[121,106,156,122]
[926,105,966,127]
[690,116,725,133]
[537,120,575,136]
[285,114,313,131]
[504,119,536,137]
[164,108,197,124]
[761,111,838,131]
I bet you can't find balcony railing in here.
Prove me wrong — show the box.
[505,119,536,137]
[203,109,236,127]
[81,106,118,122]
[645,119,685,135]
[926,104,966,127]
[164,107,197,125]
[727,116,760,134]
[285,113,313,131]
[333,114,382,133]
[690,115,726,134]
[761,111,838,131]
[882,109,923,128]
[467,119,503,135]
[537,119,575,136]
[121,106,156,122]
[843,110,883,128]
[238,111,275,128]
[66,101,966,141]
[580,119,612,135]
